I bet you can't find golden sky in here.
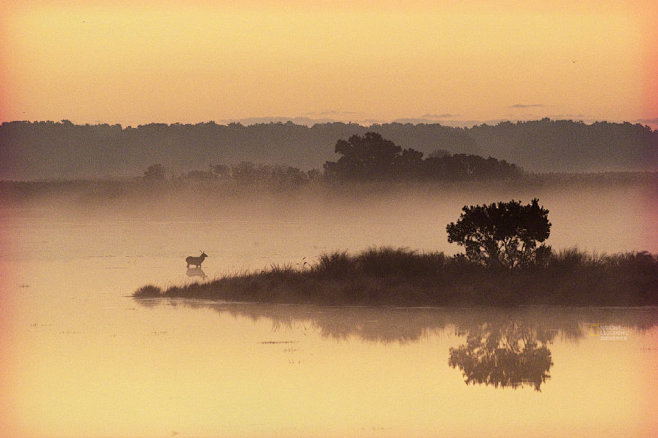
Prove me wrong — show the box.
[1,0,657,126]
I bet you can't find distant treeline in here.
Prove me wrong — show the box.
[1,118,656,180]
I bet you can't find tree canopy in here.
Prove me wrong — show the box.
[446,199,551,268]
[324,132,521,181]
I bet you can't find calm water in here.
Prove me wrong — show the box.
[1,198,657,437]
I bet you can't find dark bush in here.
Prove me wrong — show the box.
[133,285,162,298]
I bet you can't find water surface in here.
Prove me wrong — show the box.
[1,200,656,437]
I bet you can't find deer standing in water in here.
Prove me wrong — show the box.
[186,251,208,268]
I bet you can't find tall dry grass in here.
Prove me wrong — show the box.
[133,247,658,306]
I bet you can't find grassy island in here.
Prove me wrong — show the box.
[134,247,658,306]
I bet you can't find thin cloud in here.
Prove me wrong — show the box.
[304,110,363,116]
[548,114,585,118]
[509,104,546,109]
[421,113,460,119]
[636,117,658,124]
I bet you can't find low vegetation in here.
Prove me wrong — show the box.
[133,247,658,306]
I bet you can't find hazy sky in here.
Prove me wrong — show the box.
[1,0,657,126]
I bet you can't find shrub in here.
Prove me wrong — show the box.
[133,285,162,297]
[447,199,551,268]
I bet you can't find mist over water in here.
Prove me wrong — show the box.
[4,181,656,267]
[1,180,656,437]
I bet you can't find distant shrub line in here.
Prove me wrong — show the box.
[133,247,658,306]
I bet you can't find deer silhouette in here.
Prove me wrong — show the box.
[186,251,208,268]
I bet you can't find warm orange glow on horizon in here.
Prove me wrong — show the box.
[1,0,656,126]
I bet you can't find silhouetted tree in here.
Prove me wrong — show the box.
[324,132,522,181]
[143,163,166,180]
[423,154,521,180]
[396,148,424,179]
[446,199,551,268]
[324,132,402,180]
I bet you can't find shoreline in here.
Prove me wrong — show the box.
[133,247,658,307]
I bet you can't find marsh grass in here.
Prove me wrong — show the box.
[133,247,658,306]
[133,285,162,298]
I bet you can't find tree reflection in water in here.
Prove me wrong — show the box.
[449,321,555,391]
[136,300,657,392]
